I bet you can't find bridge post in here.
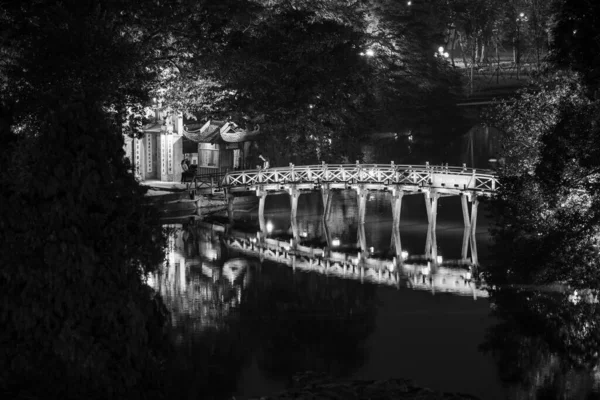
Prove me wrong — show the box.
[391,191,404,261]
[321,184,332,247]
[461,194,471,262]
[461,226,470,263]
[470,197,479,266]
[356,186,368,252]
[357,223,367,254]
[321,184,332,219]
[257,190,267,234]
[357,186,367,225]
[288,186,300,247]
[460,193,479,266]
[424,191,439,263]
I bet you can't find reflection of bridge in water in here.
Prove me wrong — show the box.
[150,220,489,314]
[222,224,488,299]
[218,163,498,267]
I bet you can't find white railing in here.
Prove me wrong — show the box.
[222,163,498,193]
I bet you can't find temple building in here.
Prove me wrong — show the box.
[182,120,260,176]
[123,110,260,182]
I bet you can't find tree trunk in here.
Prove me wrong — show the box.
[457,34,469,68]
[450,28,457,67]
[479,42,486,64]
[470,38,476,95]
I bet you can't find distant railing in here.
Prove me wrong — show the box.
[222,163,498,193]
[188,167,229,191]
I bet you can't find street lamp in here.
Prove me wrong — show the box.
[515,12,528,80]
[435,46,449,59]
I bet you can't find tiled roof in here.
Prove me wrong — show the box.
[182,120,260,143]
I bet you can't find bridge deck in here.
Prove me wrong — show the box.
[221,163,498,196]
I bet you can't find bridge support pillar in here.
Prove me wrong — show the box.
[321,185,332,247]
[288,186,300,246]
[357,224,367,254]
[356,187,368,252]
[321,185,332,219]
[470,197,479,266]
[257,190,267,234]
[357,187,367,225]
[424,191,439,263]
[391,191,404,261]
[460,194,479,266]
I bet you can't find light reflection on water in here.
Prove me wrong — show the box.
[149,191,600,400]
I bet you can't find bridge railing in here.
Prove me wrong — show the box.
[222,163,498,192]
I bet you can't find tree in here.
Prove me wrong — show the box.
[152,0,466,165]
[0,1,171,398]
[549,0,600,92]
[485,71,600,288]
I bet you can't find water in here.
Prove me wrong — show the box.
[150,191,600,399]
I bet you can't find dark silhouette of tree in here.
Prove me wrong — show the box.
[549,0,600,92]
[0,1,171,398]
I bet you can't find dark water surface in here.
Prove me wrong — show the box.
[151,191,600,400]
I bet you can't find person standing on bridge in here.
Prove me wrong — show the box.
[259,154,270,169]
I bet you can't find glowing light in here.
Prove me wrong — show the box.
[369,246,374,253]
[438,46,444,53]
[365,48,375,57]
[401,250,409,259]
[407,0,411,5]
[332,238,341,247]
[300,231,308,238]
[436,255,443,264]
[266,221,273,233]
[443,52,449,58]
[568,290,581,304]
[519,12,525,17]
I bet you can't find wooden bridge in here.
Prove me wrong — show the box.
[215,163,498,267]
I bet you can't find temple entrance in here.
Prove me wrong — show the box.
[144,133,158,180]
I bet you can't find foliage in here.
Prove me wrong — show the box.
[484,72,600,287]
[0,1,171,398]
[148,0,466,165]
[549,0,600,91]
[0,98,170,400]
